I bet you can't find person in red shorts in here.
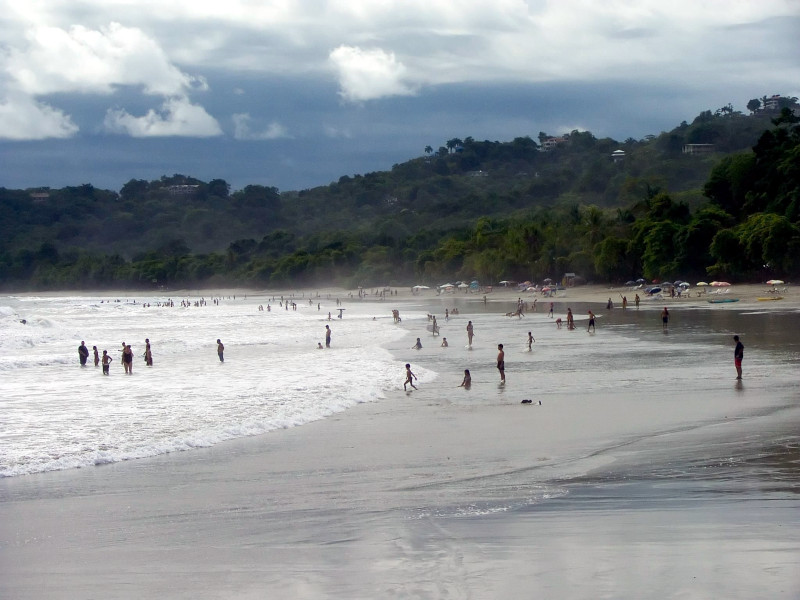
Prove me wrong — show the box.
[733,335,744,379]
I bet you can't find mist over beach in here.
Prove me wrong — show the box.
[1,286,798,598]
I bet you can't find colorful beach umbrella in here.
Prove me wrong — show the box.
[767,279,784,285]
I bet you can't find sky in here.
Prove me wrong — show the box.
[1,0,798,194]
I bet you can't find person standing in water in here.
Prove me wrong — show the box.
[661,307,670,331]
[101,350,112,375]
[404,363,418,390]
[459,369,471,389]
[527,331,534,351]
[93,345,100,367]
[122,344,133,374]
[466,321,474,346]
[78,341,89,366]
[497,344,505,383]
[217,339,225,362]
[144,338,153,366]
[587,310,596,333]
[325,325,331,348]
[733,335,744,379]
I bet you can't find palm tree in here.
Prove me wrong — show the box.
[424,145,433,155]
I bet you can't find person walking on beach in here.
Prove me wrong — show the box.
[144,338,153,366]
[404,363,418,390]
[122,344,133,374]
[78,341,89,366]
[325,325,331,348]
[587,310,596,333]
[497,344,505,384]
[733,335,744,379]
[635,294,640,309]
[217,339,224,362]
[93,345,100,367]
[661,307,670,331]
[101,350,112,375]
[466,321,474,346]
[527,331,534,351]
[459,369,471,389]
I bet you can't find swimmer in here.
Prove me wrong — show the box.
[441,337,448,347]
[412,338,422,350]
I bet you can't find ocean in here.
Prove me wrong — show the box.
[0,291,410,477]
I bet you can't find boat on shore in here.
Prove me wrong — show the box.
[757,296,783,301]
[707,298,739,304]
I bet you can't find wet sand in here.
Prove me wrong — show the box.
[1,290,798,599]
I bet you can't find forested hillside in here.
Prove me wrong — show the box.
[1,102,798,290]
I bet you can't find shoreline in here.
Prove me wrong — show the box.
[1,290,799,598]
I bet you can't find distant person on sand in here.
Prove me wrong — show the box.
[412,338,423,350]
[733,335,744,379]
[101,350,112,375]
[466,321,474,346]
[217,339,224,362]
[78,341,89,366]
[93,345,99,367]
[587,310,596,333]
[661,307,670,331]
[404,363,418,390]
[122,344,133,374]
[325,325,331,348]
[497,344,505,383]
[459,369,471,389]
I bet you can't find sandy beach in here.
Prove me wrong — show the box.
[1,285,798,599]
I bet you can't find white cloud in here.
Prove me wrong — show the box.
[7,22,201,97]
[232,113,289,140]
[329,45,415,102]
[104,96,222,137]
[0,94,78,140]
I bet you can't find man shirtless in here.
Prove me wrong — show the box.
[497,344,505,383]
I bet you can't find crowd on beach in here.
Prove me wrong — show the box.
[400,292,746,395]
[75,289,746,386]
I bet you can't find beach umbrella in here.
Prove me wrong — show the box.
[712,281,731,287]
[679,282,690,288]
[412,285,429,290]
[647,287,662,294]
[543,278,553,283]
[458,282,469,288]
[636,278,646,283]
[767,279,784,285]
[696,281,708,287]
